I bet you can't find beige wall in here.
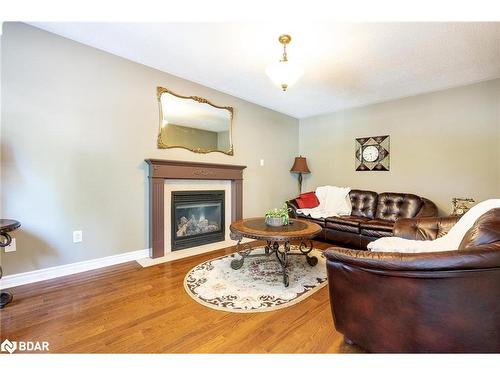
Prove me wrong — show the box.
[0,23,299,275]
[299,79,500,215]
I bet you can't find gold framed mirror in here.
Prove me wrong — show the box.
[157,87,234,155]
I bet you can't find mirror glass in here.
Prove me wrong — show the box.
[157,88,233,155]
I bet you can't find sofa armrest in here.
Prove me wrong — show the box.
[286,199,299,218]
[324,243,500,272]
[415,197,438,217]
[394,216,460,241]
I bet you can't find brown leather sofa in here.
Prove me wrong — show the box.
[325,208,500,353]
[287,190,438,249]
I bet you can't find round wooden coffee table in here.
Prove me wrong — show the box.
[229,217,322,287]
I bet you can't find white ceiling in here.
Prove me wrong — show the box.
[31,22,500,118]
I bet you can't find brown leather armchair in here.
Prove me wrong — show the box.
[325,208,500,353]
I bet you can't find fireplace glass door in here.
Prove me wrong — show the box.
[171,190,225,251]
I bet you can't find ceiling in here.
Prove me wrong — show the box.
[31,22,500,118]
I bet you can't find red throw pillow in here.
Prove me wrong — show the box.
[296,191,320,209]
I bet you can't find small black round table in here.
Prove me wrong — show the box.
[0,219,21,309]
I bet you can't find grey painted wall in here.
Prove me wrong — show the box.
[299,79,500,215]
[1,23,299,275]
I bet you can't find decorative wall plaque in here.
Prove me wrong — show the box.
[355,135,390,171]
[452,198,475,216]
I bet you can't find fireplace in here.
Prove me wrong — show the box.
[146,159,245,258]
[171,190,225,251]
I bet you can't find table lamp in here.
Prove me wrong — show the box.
[290,156,310,195]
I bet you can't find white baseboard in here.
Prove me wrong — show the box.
[0,248,150,288]
[137,238,251,268]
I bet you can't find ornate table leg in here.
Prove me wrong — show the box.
[0,232,13,309]
[264,240,272,255]
[299,240,318,266]
[0,270,13,309]
[272,241,279,255]
[275,241,290,287]
[230,232,252,270]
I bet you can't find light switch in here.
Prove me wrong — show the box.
[73,230,83,243]
[4,238,16,252]
[260,159,264,166]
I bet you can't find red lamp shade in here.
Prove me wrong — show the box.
[290,156,310,174]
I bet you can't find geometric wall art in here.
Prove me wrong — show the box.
[355,135,390,171]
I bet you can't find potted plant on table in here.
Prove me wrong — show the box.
[264,203,291,227]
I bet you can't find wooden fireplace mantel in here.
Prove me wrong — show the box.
[145,159,247,258]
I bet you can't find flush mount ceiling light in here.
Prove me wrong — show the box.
[266,34,304,92]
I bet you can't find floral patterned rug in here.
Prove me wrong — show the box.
[183,245,327,313]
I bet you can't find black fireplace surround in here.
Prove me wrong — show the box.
[171,190,225,251]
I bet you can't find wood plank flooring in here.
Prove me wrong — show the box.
[0,241,364,353]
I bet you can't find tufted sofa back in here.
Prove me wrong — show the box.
[375,192,423,221]
[289,189,437,223]
[349,190,378,218]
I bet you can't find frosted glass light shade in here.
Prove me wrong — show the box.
[266,59,304,91]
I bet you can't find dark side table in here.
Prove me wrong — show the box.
[0,219,21,309]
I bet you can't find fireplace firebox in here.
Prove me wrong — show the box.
[171,190,225,251]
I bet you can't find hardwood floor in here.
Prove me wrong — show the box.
[0,241,365,353]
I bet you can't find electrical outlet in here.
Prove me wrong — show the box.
[73,230,83,243]
[4,238,16,252]
[260,159,265,166]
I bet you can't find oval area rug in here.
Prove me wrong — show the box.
[184,245,327,313]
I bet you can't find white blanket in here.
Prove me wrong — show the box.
[296,185,352,219]
[368,199,500,253]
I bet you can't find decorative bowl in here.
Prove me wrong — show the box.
[265,217,285,227]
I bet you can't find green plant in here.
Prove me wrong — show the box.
[264,203,291,225]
